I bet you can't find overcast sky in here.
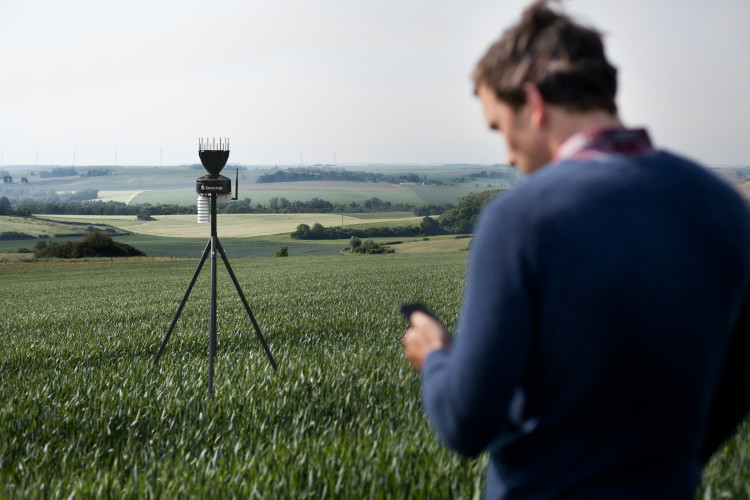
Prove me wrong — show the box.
[1,0,748,167]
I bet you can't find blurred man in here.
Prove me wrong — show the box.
[402,1,750,498]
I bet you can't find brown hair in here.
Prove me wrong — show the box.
[473,0,618,113]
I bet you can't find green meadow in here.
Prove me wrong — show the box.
[0,253,486,498]
[0,251,748,497]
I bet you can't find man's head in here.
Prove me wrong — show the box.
[474,1,619,173]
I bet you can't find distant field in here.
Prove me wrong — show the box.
[395,236,471,254]
[97,190,144,203]
[111,235,348,258]
[0,213,463,257]
[409,182,508,205]
[1,164,518,208]
[0,215,127,239]
[0,213,424,256]
[0,233,465,258]
[37,213,423,238]
[0,216,80,238]
[131,181,425,207]
[128,188,201,205]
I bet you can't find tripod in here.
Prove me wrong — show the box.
[154,192,277,394]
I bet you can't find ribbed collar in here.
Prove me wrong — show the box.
[554,127,654,162]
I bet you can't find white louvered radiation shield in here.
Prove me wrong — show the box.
[197,195,210,223]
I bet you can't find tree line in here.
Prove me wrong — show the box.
[0,196,416,217]
[292,189,504,239]
[1,189,501,221]
[258,166,520,186]
[0,197,195,217]
[256,167,447,185]
[451,169,519,183]
[291,222,421,240]
[252,196,415,214]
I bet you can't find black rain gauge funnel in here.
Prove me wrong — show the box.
[199,153,229,176]
[154,138,277,395]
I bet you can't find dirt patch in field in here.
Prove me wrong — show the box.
[396,238,472,254]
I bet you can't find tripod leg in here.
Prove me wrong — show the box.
[154,239,211,366]
[208,235,218,395]
[215,238,278,371]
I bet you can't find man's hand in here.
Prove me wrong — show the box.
[402,311,451,371]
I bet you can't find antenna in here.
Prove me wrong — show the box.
[233,167,239,200]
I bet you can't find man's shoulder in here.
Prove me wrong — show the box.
[481,149,749,232]
[499,150,740,208]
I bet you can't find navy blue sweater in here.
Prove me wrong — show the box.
[422,148,750,498]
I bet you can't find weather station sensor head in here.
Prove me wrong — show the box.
[197,137,232,197]
[196,138,238,223]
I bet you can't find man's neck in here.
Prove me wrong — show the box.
[547,108,623,157]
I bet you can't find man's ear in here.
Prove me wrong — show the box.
[523,83,545,129]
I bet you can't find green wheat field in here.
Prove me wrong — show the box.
[1,253,748,498]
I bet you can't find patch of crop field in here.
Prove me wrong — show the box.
[408,182,510,206]
[97,190,144,203]
[0,215,68,238]
[0,216,67,238]
[395,236,472,254]
[111,234,348,258]
[346,164,500,177]
[24,167,190,193]
[131,181,425,207]
[29,214,144,228]
[129,188,198,205]
[0,233,451,258]
[0,215,128,239]
[0,251,35,262]
[345,211,415,220]
[39,214,423,239]
[0,235,75,253]
[0,233,343,259]
[0,253,488,497]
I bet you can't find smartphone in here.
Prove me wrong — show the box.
[399,303,436,324]
[399,303,452,346]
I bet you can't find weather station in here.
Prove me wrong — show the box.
[154,138,277,395]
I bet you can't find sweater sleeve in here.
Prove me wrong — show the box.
[699,289,750,463]
[421,198,535,457]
